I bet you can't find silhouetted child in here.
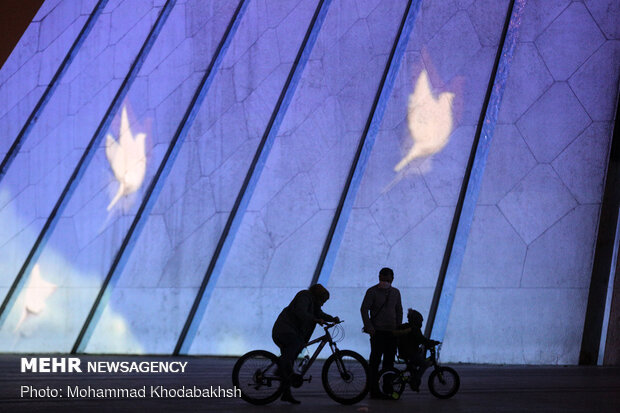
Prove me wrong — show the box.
[393,309,440,390]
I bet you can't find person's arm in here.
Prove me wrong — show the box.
[395,289,403,326]
[360,289,375,334]
[316,308,337,323]
[413,327,439,347]
[392,327,412,337]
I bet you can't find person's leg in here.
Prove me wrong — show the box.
[383,332,397,371]
[371,332,393,397]
[368,334,383,396]
[377,332,397,396]
[273,332,303,404]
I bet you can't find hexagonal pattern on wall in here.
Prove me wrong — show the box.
[0,0,616,364]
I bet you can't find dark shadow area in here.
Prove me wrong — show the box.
[1,355,619,412]
[0,0,44,69]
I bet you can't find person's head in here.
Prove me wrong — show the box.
[309,284,330,306]
[378,267,394,284]
[407,308,423,328]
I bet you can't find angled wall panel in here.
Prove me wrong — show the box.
[0,0,162,312]
[189,0,410,356]
[0,0,239,352]
[85,0,321,354]
[0,0,617,363]
[0,0,98,158]
[442,1,620,364]
[324,0,512,357]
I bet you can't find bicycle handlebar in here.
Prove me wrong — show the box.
[321,319,344,328]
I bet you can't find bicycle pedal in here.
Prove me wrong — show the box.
[305,375,312,383]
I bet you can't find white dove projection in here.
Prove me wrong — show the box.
[394,70,454,172]
[105,106,147,210]
[14,264,57,333]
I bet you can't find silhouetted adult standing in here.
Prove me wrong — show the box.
[361,267,403,398]
[272,284,339,404]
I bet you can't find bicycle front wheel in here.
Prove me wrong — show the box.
[321,350,368,405]
[428,366,460,399]
[232,350,283,405]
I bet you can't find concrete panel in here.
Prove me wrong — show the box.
[498,164,577,244]
[0,0,161,314]
[421,126,475,206]
[202,0,408,327]
[443,288,588,364]
[410,0,460,48]
[522,205,599,288]
[369,173,436,246]
[387,207,454,288]
[0,0,238,352]
[330,1,508,348]
[329,208,391,288]
[552,122,612,204]
[517,83,591,163]
[478,124,537,205]
[584,0,620,39]
[91,0,320,353]
[0,287,100,352]
[263,210,334,288]
[519,0,570,42]
[568,41,620,122]
[425,11,481,83]
[86,287,197,354]
[497,42,554,124]
[460,205,526,288]
[467,0,510,46]
[536,2,605,81]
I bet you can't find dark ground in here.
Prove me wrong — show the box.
[0,355,618,412]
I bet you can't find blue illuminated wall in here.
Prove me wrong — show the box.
[0,0,618,364]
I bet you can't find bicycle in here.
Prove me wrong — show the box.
[232,320,369,405]
[378,342,459,399]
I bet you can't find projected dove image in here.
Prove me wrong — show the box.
[395,70,454,172]
[14,264,56,334]
[105,106,147,211]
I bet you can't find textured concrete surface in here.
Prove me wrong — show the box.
[447,0,619,364]
[0,0,618,364]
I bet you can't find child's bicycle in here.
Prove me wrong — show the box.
[232,320,369,405]
[377,342,459,399]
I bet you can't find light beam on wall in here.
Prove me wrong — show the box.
[14,264,56,333]
[395,70,454,172]
[105,106,147,211]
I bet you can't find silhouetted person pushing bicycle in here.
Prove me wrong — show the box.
[272,283,339,404]
[361,267,403,398]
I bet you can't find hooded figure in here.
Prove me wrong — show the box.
[272,284,338,404]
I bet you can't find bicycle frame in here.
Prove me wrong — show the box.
[391,344,441,382]
[297,323,341,377]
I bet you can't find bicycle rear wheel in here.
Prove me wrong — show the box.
[321,350,368,405]
[232,350,283,405]
[377,367,405,399]
[428,366,459,399]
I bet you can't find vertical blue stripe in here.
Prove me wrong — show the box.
[0,0,177,329]
[175,0,333,355]
[313,0,423,286]
[73,0,250,353]
[430,0,527,342]
[0,0,109,182]
[597,207,620,365]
